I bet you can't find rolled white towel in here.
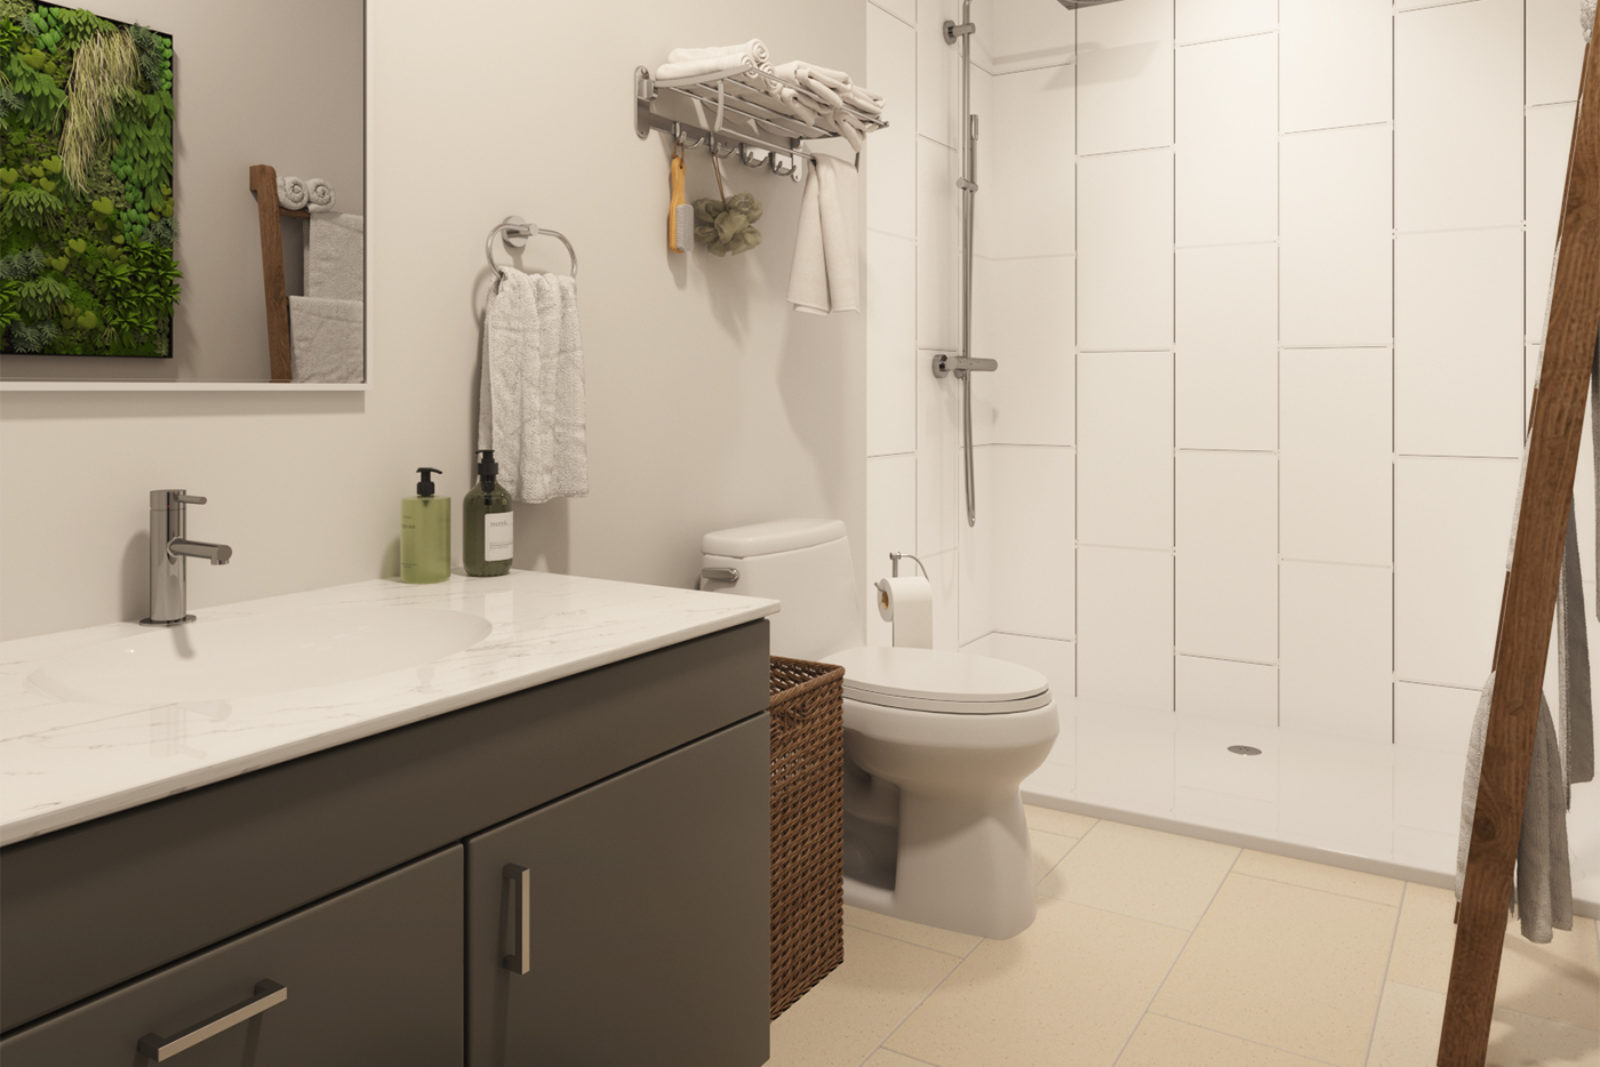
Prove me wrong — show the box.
[276,175,309,211]
[844,84,886,117]
[305,177,336,212]
[668,39,771,67]
[773,61,848,112]
[1583,0,1594,41]
[655,53,761,84]
[775,60,853,90]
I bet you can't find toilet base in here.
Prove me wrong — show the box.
[842,789,1037,941]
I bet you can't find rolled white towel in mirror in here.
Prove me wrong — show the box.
[305,177,336,212]
[276,175,309,210]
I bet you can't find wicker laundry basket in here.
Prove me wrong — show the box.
[768,655,846,1019]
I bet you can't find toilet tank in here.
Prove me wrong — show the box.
[701,518,860,661]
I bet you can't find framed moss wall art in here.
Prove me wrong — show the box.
[0,0,177,358]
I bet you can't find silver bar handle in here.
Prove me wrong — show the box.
[699,567,740,586]
[503,864,531,976]
[136,979,287,1061]
[176,493,206,505]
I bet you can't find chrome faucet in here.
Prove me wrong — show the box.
[142,490,232,626]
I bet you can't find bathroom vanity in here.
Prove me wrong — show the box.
[0,573,777,1066]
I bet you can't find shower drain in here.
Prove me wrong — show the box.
[1227,744,1264,756]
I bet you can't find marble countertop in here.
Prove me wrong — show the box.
[0,572,778,847]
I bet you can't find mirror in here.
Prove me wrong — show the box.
[0,0,365,387]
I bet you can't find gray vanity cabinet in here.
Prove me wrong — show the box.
[0,847,464,1067]
[0,621,772,1065]
[466,715,771,1067]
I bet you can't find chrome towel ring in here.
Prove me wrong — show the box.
[486,216,579,288]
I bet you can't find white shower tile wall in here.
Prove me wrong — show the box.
[865,0,1580,749]
[870,0,1580,748]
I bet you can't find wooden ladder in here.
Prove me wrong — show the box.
[247,163,309,384]
[1438,32,1600,1067]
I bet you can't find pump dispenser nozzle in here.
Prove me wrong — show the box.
[475,450,498,490]
[415,467,442,497]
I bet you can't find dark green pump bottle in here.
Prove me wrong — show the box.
[464,449,513,577]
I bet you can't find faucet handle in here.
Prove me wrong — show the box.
[149,490,207,509]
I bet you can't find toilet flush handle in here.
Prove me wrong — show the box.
[700,567,740,586]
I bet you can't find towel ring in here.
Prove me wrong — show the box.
[486,216,578,286]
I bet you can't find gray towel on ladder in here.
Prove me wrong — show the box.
[1456,673,1573,943]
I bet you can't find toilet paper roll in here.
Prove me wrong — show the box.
[876,576,934,650]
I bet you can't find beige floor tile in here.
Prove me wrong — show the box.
[1150,873,1398,1067]
[1025,803,1098,838]
[1031,827,1077,885]
[1041,820,1240,930]
[1387,882,1600,1030]
[768,926,961,1067]
[862,1052,940,1067]
[1232,848,1404,906]
[843,905,982,958]
[883,896,1188,1067]
[1116,1014,1331,1067]
[1367,981,1600,1067]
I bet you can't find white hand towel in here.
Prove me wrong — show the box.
[787,156,860,315]
[305,177,336,212]
[478,272,589,504]
[289,296,363,383]
[276,175,309,211]
[306,211,364,302]
[1582,0,1594,40]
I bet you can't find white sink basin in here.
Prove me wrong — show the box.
[30,606,493,705]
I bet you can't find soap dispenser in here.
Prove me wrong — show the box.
[464,449,513,577]
[401,467,451,584]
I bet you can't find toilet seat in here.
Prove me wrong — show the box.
[828,646,1052,715]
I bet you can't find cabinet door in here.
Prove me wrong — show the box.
[467,715,771,1067]
[1,847,464,1067]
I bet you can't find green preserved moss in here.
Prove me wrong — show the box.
[0,1,178,357]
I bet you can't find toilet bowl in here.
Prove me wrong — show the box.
[701,519,1057,940]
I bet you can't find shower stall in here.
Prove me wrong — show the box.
[863,0,1599,908]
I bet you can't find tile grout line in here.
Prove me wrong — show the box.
[1141,1010,1347,1067]
[1360,880,1411,1065]
[1105,844,1245,1065]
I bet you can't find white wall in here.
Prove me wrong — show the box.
[869,0,1591,748]
[0,0,866,640]
[0,0,365,383]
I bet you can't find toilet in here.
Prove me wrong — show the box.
[702,518,1057,940]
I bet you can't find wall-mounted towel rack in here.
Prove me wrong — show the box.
[634,66,884,177]
[486,217,578,290]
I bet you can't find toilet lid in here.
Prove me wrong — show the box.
[827,646,1052,715]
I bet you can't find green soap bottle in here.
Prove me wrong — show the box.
[464,449,514,577]
[401,467,451,584]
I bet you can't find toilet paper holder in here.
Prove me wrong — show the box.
[887,551,929,580]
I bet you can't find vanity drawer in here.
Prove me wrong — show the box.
[0,847,464,1067]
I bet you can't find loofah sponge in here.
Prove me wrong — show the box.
[694,192,764,256]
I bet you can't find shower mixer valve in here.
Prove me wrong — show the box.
[931,354,999,379]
